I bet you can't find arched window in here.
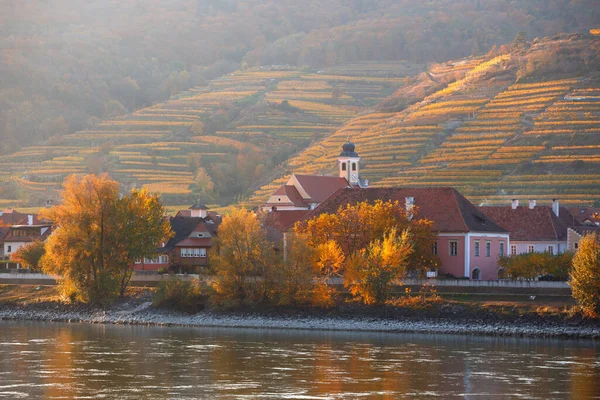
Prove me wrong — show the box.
[471,268,481,280]
[341,163,347,171]
[352,163,357,171]
[497,268,506,280]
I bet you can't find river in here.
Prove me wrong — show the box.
[0,321,599,399]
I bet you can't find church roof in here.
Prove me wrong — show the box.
[292,174,349,203]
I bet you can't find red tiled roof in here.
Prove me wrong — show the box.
[263,210,311,232]
[293,174,349,203]
[0,209,26,225]
[268,185,308,207]
[301,187,506,233]
[568,207,600,225]
[479,206,578,241]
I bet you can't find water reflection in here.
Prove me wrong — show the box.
[0,322,599,399]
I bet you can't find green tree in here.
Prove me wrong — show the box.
[345,228,413,305]
[10,241,46,270]
[211,208,278,306]
[40,174,172,304]
[570,234,600,317]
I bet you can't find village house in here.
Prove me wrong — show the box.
[567,226,600,252]
[0,210,52,260]
[133,202,220,273]
[568,206,600,226]
[479,199,578,257]
[262,141,509,280]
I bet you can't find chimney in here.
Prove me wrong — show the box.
[511,199,519,210]
[552,199,559,217]
[28,215,33,225]
[528,199,536,209]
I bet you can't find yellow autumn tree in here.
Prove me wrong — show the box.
[345,228,413,305]
[40,174,172,304]
[272,232,315,306]
[211,208,278,306]
[570,234,600,317]
[311,240,345,307]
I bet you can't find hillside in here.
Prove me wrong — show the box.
[0,62,416,208]
[245,33,600,208]
[2,0,600,159]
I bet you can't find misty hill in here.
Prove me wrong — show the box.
[245,33,600,208]
[0,62,416,208]
[2,0,599,158]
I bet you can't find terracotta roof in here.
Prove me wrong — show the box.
[568,207,600,225]
[0,210,26,225]
[293,174,349,203]
[268,185,307,207]
[0,227,9,242]
[301,187,506,233]
[479,206,578,241]
[263,210,311,232]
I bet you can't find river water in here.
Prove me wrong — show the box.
[0,322,599,399]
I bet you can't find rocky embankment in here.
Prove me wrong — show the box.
[1,297,600,339]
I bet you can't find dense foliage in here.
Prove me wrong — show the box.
[2,0,599,156]
[498,251,574,280]
[10,241,46,271]
[40,174,172,304]
[570,235,600,318]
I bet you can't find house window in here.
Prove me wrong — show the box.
[510,245,517,256]
[341,163,346,171]
[499,242,505,257]
[180,248,205,258]
[486,241,491,257]
[574,242,579,249]
[471,268,481,280]
[449,241,458,256]
[7,246,11,253]
[547,245,554,255]
[134,258,142,264]
[160,255,168,263]
[352,163,357,171]
[432,241,438,255]
[528,245,535,253]
[474,241,480,257]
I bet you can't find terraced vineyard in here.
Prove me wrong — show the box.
[0,62,416,208]
[248,33,600,208]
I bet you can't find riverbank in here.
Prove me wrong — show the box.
[1,286,599,339]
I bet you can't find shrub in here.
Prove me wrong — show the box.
[153,277,207,313]
[570,234,600,318]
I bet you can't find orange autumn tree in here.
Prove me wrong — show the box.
[295,200,438,276]
[294,200,438,305]
[40,174,172,304]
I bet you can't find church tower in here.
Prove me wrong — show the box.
[338,140,365,187]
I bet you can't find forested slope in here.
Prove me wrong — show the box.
[2,0,599,156]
